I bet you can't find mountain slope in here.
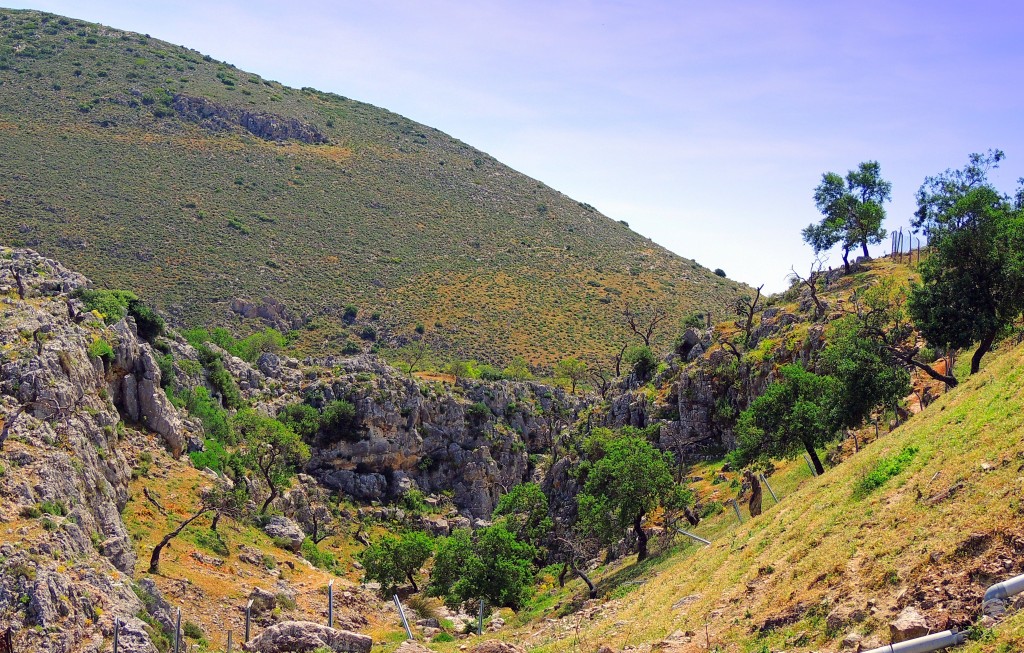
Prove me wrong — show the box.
[0,8,747,365]
[487,337,1024,652]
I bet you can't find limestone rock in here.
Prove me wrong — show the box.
[242,621,371,653]
[395,642,434,653]
[249,587,278,614]
[263,516,305,551]
[890,606,929,643]
[469,642,527,653]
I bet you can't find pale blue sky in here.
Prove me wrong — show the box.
[7,1,1024,290]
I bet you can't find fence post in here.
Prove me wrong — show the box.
[759,473,779,504]
[674,528,711,545]
[477,598,486,635]
[393,595,414,640]
[226,630,233,653]
[328,579,334,628]
[113,617,120,653]
[730,499,743,524]
[245,599,253,643]
[803,454,818,477]
[173,608,181,653]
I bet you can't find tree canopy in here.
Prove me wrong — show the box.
[492,482,553,554]
[358,530,434,594]
[804,161,891,272]
[428,523,536,610]
[576,433,687,561]
[232,409,310,514]
[731,363,840,475]
[908,150,1024,375]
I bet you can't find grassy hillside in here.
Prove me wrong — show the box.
[0,8,747,365]
[472,337,1024,652]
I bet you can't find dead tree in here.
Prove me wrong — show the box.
[735,285,764,346]
[554,532,597,599]
[789,259,827,320]
[622,303,668,347]
[149,507,212,574]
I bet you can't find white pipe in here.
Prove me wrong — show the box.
[861,629,965,653]
[983,572,1024,616]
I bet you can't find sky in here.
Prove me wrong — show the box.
[7,1,1024,291]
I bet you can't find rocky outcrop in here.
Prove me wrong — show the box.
[0,248,163,652]
[231,296,308,332]
[172,94,327,144]
[242,621,371,653]
[263,515,306,552]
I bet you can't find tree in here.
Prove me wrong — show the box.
[428,524,536,610]
[624,344,657,382]
[502,356,533,381]
[276,402,321,443]
[622,303,668,347]
[554,357,587,393]
[909,150,1024,375]
[820,316,910,433]
[731,363,839,475]
[576,434,686,562]
[232,409,310,514]
[804,161,891,272]
[358,531,434,594]
[149,506,211,574]
[492,482,553,554]
[397,334,432,377]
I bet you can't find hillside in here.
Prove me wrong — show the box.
[0,8,747,365]
[471,334,1024,652]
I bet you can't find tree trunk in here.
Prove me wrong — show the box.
[406,572,418,592]
[558,562,569,588]
[842,248,851,273]
[570,559,597,599]
[260,485,278,515]
[149,508,209,574]
[804,442,825,476]
[971,330,996,375]
[861,240,870,258]
[633,512,648,562]
[210,511,220,532]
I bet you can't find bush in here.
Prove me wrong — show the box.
[854,446,919,498]
[75,288,136,324]
[182,621,204,640]
[88,338,115,362]
[277,402,321,442]
[342,305,358,324]
[714,268,727,277]
[625,344,657,381]
[156,354,176,390]
[466,402,491,422]
[189,438,227,472]
[39,500,67,516]
[301,538,336,570]
[320,400,357,444]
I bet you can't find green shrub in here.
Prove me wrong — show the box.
[75,288,136,323]
[182,621,204,640]
[39,500,67,516]
[854,446,919,498]
[466,402,491,422]
[20,505,42,518]
[320,400,357,444]
[301,538,336,570]
[277,402,321,442]
[625,344,657,381]
[88,338,115,362]
[432,632,455,643]
[275,593,297,610]
[189,439,227,472]
[156,354,176,389]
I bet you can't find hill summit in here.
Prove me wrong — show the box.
[0,8,747,364]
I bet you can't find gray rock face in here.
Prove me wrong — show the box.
[241,621,371,653]
[263,516,306,551]
[0,248,157,653]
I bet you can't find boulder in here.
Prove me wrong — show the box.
[241,621,371,653]
[395,642,433,653]
[469,642,527,653]
[263,516,305,552]
[249,587,278,614]
[890,606,929,644]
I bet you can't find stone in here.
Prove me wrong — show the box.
[241,621,371,653]
[840,632,863,650]
[890,606,929,643]
[249,587,278,614]
[395,643,433,653]
[469,642,527,653]
[263,516,305,552]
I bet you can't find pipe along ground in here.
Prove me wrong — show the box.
[862,571,1024,653]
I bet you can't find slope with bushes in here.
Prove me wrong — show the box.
[0,8,748,365]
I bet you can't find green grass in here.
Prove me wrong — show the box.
[0,8,747,366]
[853,445,919,498]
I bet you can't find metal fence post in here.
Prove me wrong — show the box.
[803,454,818,476]
[328,580,334,628]
[759,473,778,504]
[477,598,486,635]
[226,630,233,653]
[674,528,711,545]
[730,498,743,524]
[174,608,181,653]
[245,599,254,643]
[393,595,413,640]
[113,617,120,653]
